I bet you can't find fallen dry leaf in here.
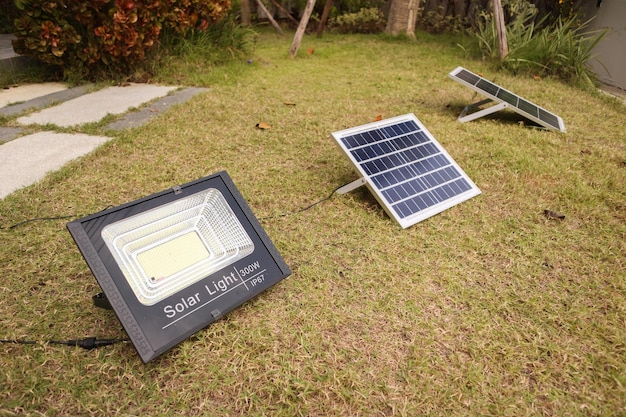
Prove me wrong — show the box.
[543,209,565,220]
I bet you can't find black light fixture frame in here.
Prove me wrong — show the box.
[67,171,291,363]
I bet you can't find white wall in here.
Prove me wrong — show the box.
[582,0,626,90]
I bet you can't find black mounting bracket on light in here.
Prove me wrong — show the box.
[67,171,291,363]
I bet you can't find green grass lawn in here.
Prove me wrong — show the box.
[1,30,624,416]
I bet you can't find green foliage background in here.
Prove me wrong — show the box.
[473,1,605,88]
[11,0,232,80]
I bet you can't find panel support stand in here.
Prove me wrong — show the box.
[458,99,508,123]
[336,177,366,194]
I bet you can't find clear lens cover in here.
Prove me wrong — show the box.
[102,188,254,305]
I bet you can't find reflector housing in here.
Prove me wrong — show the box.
[101,188,254,305]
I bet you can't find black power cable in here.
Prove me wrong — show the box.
[1,337,129,349]
[2,214,79,230]
[2,181,350,229]
[258,181,350,220]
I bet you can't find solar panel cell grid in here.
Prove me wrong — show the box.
[517,99,539,117]
[496,89,518,106]
[332,113,481,228]
[457,69,480,85]
[539,108,560,127]
[477,79,499,96]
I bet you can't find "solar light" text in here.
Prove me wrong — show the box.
[163,293,201,318]
[205,271,239,295]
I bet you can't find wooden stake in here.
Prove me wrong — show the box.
[268,0,299,27]
[289,0,315,57]
[316,0,333,38]
[256,0,283,34]
[406,0,419,38]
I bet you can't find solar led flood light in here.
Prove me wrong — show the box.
[448,66,566,132]
[67,171,291,362]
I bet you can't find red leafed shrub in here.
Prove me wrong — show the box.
[12,0,231,79]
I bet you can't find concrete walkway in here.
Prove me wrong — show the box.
[16,84,178,127]
[0,81,208,199]
[0,132,110,197]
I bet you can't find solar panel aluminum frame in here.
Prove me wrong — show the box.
[448,66,566,132]
[67,171,291,363]
[332,113,481,229]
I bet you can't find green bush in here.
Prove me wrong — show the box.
[11,0,231,80]
[148,12,256,85]
[418,10,467,34]
[329,7,385,34]
[0,0,19,33]
[474,2,605,87]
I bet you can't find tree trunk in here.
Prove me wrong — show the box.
[289,0,315,57]
[316,0,334,38]
[240,0,251,26]
[493,0,508,59]
[386,0,419,37]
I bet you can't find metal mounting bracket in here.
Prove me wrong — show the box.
[458,99,509,123]
[336,177,367,194]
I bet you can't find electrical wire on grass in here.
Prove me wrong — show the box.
[2,206,114,230]
[2,214,79,230]
[1,174,355,228]
[1,337,129,350]
[1,189,345,228]
[0,180,352,228]
[258,181,352,221]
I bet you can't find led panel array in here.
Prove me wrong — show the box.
[332,113,481,228]
[448,66,566,132]
[101,188,254,306]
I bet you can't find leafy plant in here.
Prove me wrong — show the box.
[329,7,385,34]
[11,0,232,80]
[0,0,19,33]
[148,12,256,85]
[473,2,606,88]
[418,9,467,34]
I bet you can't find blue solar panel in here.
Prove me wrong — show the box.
[449,66,566,132]
[332,114,481,228]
